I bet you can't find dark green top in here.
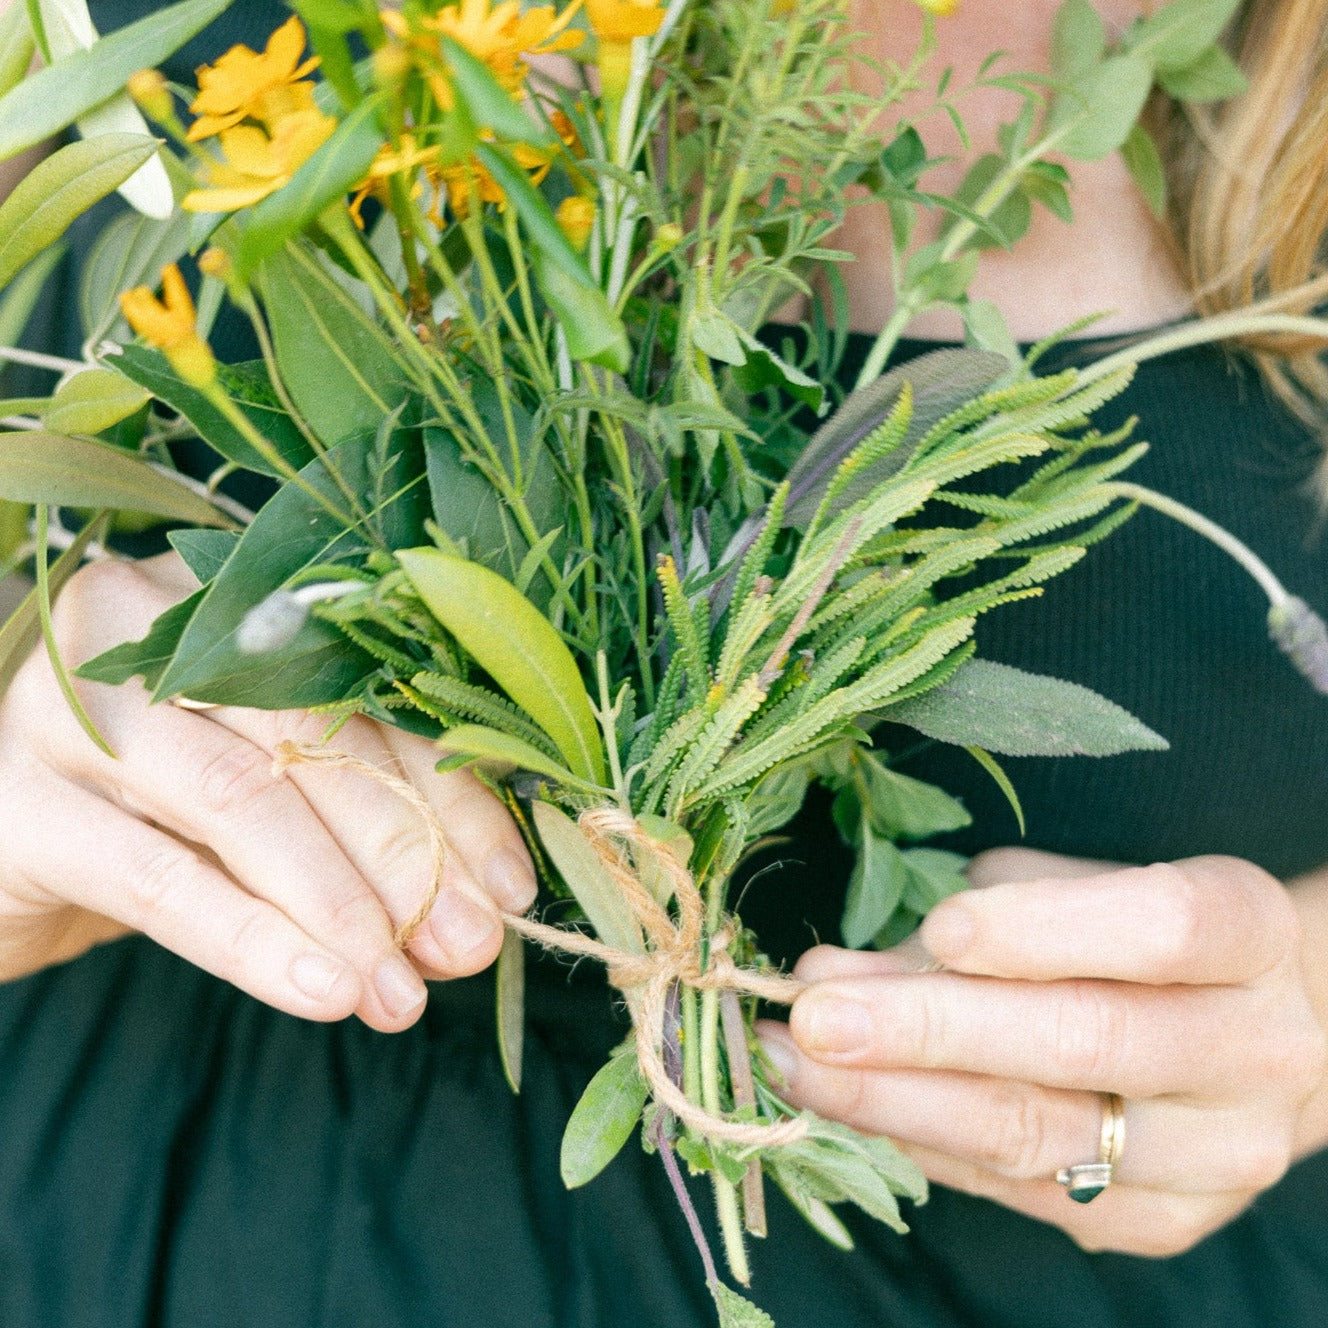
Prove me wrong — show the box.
[3,5,1327,1323]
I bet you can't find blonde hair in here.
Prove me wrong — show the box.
[1156,0,1328,470]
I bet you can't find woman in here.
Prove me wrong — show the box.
[1,1,1326,1324]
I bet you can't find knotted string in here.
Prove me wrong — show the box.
[273,741,808,1148]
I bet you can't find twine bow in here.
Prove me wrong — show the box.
[273,742,809,1149]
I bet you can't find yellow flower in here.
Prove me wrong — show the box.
[382,1,583,108]
[348,133,442,228]
[585,0,664,102]
[556,195,595,250]
[583,0,665,43]
[119,264,216,386]
[187,15,321,141]
[912,0,957,13]
[182,106,337,212]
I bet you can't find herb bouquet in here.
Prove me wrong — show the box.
[2,0,1325,1322]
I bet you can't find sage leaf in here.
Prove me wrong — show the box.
[842,823,907,950]
[711,1283,776,1328]
[496,928,525,1094]
[1049,53,1154,160]
[888,658,1169,756]
[1050,0,1105,83]
[0,431,229,526]
[559,1048,648,1188]
[398,549,608,786]
[860,757,972,839]
[0,0,232,161]
[0,134,159,287]
[531,801,643,956]
[1155,44,1247,102]
[1130,0,1242,72]
[1119,124,1166,219]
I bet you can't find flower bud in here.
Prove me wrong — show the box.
[127,69,173,123]
[556,196,596,251]
[1269,596,1328,694]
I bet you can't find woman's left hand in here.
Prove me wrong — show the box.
[758,848,1328,1255]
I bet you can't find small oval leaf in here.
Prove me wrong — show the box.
[559,1049,649,1188]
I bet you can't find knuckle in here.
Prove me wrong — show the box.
[194,744,278,820]
[125,842,203,918]
[974,1084,1055,1178]
[1138,862,1206,968]
[1253,1013,1328,1101]
[1051,982,1129,1086]
[367,820,431,892]
[320,880,391,946]
[223,904,271,969]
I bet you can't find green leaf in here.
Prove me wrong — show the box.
[0,245,66,366]
[79,201,194,348]
[531,801,643,956]
[41,368,150,436]
[75,587,204,687]
[1129,0,1241,72]
[476,145,629,371]
[433,723,603,796]
[442,37,554,146]
[0,134,159,287]
[235,96,386,277]
[256,240,406,444]
[964,744,1026,836]
[1119,124,1166,218]
[168,527,239,582]
[889,658,1169,756]
[842,822,908,949]
[899,847,969,915]
[962,299,1020,367]
[559,1048,648,1188]
[1049,53,1155,160]
[785,348,1008,529]
[1050,0,1105,83]
[691,309,746,365]
[114,346,315,477]
[153,429,427,707]
[860,758,972,839]
[1156,44,1247,102]
[0,3,34,100]
[0,431,230,525]
[0,511,105,697]
[711,1283,777,1328]
[0,0,232,161]
[496,927,525,1093]
[398,548,607,786]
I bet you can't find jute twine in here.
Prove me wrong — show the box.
[272,741,809,1149]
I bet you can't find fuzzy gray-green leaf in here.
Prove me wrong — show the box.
[559,1049,648,1188]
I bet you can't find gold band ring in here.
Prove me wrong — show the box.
[1056,1092,1126,1204]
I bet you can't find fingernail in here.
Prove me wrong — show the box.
[373,954,427,1019]
[291,952,351,1003]
[759,1029,799,1087]
[924,902,974,961]
[484,848,537,912]
[794,991,872,1053]
[431,891,501,963]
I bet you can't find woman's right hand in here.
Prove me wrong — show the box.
[0,552,537,1031]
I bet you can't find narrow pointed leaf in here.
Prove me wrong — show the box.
[0,134,159,287]
[398,548,607,785]
[0,0,232,160]
[434,723,604,795]
[0,431,231,525]
[531,801,642,957]
[496,928,525,1093]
